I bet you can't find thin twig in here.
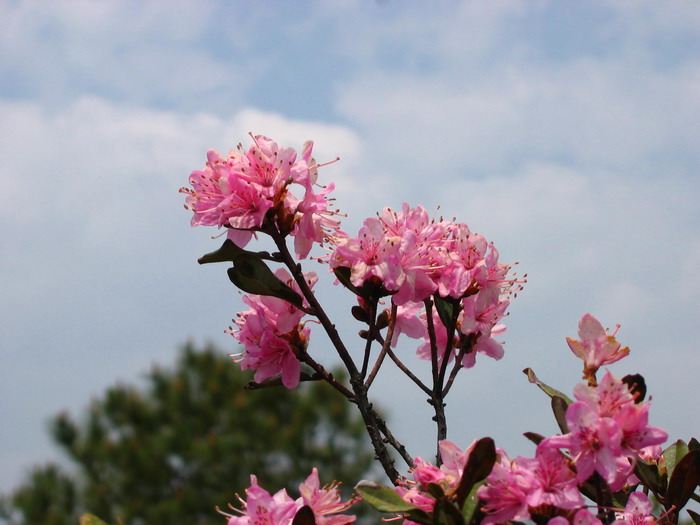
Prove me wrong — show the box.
[375,414,414,468]
[360,300,377,379]
[424,299,440,388]
[365,303,397,389]
[270,231,401,482]
[442,333,477,397]
[298,350,355,399]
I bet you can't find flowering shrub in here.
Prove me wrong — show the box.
[177,135,700,525]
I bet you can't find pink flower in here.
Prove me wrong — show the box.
[543,401,626,489]
[291,182,342,260]
[330,217,402,288]
[181,149,274,247]
[550,509,604,525]
[232,301,304,389]
[224,475,300,525]
[397,440,476,510]
[183,136,342,257]
[612,492,656,525]
[526,444,584,510]
[230,269,317,389]
[298,468,356,525]
[477,451,536,525]
[567,314,630,384]
[542,372,667,491]
[391,302,426,347]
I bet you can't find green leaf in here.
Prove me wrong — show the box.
[227,253,305,309]
[523,432,546,446]
[551,396,570,434]
[666,449,700,513]
[198,239,248,264]
[333,267,365,297]
[433,498,464,525]
[664,439,690,480]
[687,509,700,525]
[292,505,316,525]
[80,514,109,525]
[453,437,496,507]
[198,239,273,265]
[688,437,700,451]
[354,480,418,513]
[460,481,485,524]
[634,459,664,494]
[404,509,435,525]
[433,295,457,330]
[425,482,446,500]
[523,368,573,405]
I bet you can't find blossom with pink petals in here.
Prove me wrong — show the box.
[567,314,630,384]
[230,269,317,389]
[612,492,656,525]
[477,451,536,525]
[299,468,356,525]
[542,371,667,490]
[222,471,356,525]
[396,440,476,511]
[223,475,300,525]
[182,136,341,258]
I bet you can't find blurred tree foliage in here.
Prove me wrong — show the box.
[0,343,375,525]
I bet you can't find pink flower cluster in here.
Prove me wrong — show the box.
[331,203,521,366]
[229,269,317,388]
[180,135,341,259]
[397,439,477,514]
[542,371,667,491]
[222,468,356,525]
[395,315,667,525]
[477,445,584,524]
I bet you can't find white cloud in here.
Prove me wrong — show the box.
[2,0,700,503]
[0,97,365,492]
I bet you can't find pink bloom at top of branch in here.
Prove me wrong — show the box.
[182,149,275,244]
[568,314,630,384]
[330,217,402,289]
[183,136,343,257]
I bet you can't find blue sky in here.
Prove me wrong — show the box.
[2,0,700,497]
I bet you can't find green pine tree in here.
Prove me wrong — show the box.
[0,343,376,525]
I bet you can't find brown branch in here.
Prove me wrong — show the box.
[365,302,397,390]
